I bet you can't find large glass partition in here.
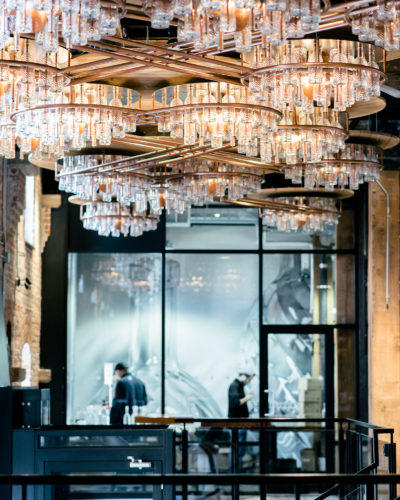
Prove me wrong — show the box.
[65,201,357,422]
[67,253,162,424]
[165,253,259,417]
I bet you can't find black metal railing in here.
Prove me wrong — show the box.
[169,417,395,499]
[4,418,396,500]
[2,472,400,500]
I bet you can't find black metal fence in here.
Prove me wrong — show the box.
[2,473,400,500]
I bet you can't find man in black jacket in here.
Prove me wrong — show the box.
[228,372,255,417]
[228,371,255,471]
[110,362,148,425]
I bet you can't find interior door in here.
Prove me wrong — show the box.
[260,326,335,473]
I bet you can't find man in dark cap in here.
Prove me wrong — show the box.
[228,371,255,418]
[228,370,255,471]
[110,362,148,425]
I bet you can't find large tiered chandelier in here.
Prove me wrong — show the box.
[0,39,70,158]
[237,188,353,232]
[242,39,384,113]
[348,0,400,51]
[57,154,267,214]
[0,0,124,54]
[142,0,324,51]
[70,196,160,237]
[260,107,347,165]
[261,195,340,232]
[149,82,281,156]
[8,84,139,159]
[283,142,383,191]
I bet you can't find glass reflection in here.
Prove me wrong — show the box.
[263,254,336,325]
[165,254,259,417]
[166,206,259,250]
[268,333,325,469]
[67,253,162,424]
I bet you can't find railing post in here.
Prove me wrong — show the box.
[231,428,239,500]
[181,425,188,500]
[366,483,374,500]
[383,442,396,500]
[260,427,266,500]
[339,421,345,473]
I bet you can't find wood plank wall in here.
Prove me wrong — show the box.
[368,171,400,470]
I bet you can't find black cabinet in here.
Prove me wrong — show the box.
[12,427,174,500]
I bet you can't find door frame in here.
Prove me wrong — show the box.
[259,324,335,419]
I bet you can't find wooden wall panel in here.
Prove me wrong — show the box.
[368,171,400,470]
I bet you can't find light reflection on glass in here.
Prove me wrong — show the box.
[165,253,259,417]
[67,253,162,424]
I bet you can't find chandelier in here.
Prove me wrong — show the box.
[70,196,160,237]
[0,39,70,158]
[57,154,267,214]
[283,142,383,191]
[348,0,400,51]
[149,82,281,156]
[260,106,347,165]
[0,0,124,54]
[8,83,139,159]
[242,39,384,114]
[142,0,324,52]
[237,188,353,232]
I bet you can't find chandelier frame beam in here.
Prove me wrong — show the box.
[103,37,246,75]
[76,41,242,85]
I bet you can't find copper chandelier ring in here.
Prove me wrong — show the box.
[10,103,140,122]
[276,124,349,136]
[280,159,383,169]
[241,62,386,85]
[142,102,282,120]
[0,60,71,84]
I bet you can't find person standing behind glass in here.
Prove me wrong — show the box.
[228,371,255,471]
[110,362,148,425]
[228,371,255,417]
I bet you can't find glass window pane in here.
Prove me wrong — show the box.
[67,253,162,424]
[165,253,259,416]
[268,333,326,470]
[166,207,259,250]
[263,253,355,325]
[263,225,336,251]
[267,333,326,418]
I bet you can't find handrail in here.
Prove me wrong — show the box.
[1,473,400,486]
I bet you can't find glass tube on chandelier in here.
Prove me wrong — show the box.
[283,143,383,191]
[260,107,348,165]
[261,196,341,232]
[79,200,160,238]
[0,0,123,53]
[57,155,268,215]
[0,39,70,158]
[242,39,384,114]
[142,0,323,52]
[12,84,139,159]
[151,82,281,158]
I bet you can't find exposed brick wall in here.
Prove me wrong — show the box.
[0,158,57,387]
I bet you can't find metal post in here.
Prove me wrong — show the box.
[338,421,345,473]
[376,180,390,309]
[182,425,188,500]
[232,428,239,500]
